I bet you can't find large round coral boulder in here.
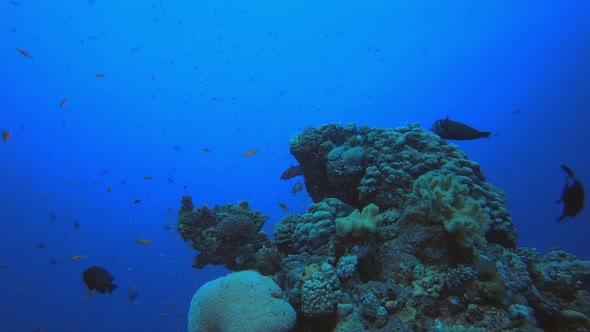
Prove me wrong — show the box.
[188,270,296,332]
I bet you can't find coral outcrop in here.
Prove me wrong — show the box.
[177,197,278,271]
[179,123,590,332]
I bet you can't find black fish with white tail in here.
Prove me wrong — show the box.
[430,117,491,140]
[556,164,584,222]
[83,266,117,294]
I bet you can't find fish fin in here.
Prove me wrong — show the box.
[108,283,118,293]
[479,131,492,138]
[561,164,575,178]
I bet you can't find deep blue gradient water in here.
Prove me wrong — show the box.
[2,1,589,331]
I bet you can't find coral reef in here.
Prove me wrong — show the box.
[289,123,516,248]
[179,123,590,332]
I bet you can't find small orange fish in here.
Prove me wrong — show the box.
[136,238,152,246]
[143,176,153,180]
[70,255,87,261]
[243,149,258,157]
[2,130,11,141]
[59,98,68,108]
[278,202,288,211]
[202,148,211,153]
[95,73,105,78]
[16,48,32,58]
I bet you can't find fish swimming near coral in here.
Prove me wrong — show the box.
[291,181,303,195]
[556,164,584,222]
[83,266,117,294]
[59,98,68,108]
[243,149,259,157]
[278,202,288,211]
[127,286,139,301]
[280,164,303,180]
[70,255,87,261]
[430,117,491,140]
[2,130,12,141]
[16,48,32,58]
[136,238,152,246]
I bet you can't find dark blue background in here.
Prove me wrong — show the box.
[1,1,589,331]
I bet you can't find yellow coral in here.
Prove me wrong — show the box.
[300,263,320,283]
[335,203,382,238]
[413,172,490,248]
[398,305,417,323]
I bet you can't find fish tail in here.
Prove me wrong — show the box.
[108,283,118,293]
[561,164,575,178]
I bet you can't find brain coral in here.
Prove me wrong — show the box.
[188,270,296,332]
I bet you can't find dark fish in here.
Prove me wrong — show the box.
[127,286,139,301]
[278,202,288,211]
[556,164,585,222]
[280,164,303,180]
[73,220,80,229]
[430,117,491,140]
[291,181,303,195]
[83,266,117,294]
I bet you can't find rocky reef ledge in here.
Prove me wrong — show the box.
[179,123,590,332]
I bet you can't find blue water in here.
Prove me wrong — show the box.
[2,1,589,331]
